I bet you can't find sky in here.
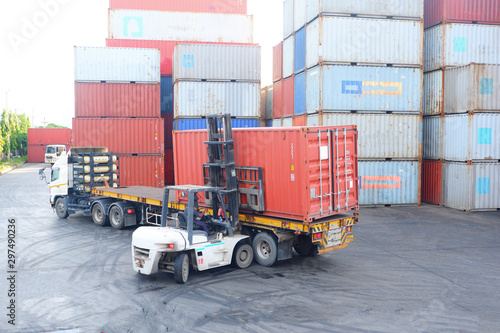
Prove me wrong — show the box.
[0,0,283,128]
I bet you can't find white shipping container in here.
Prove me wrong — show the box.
[444,64,500,113]
[424,24,500,72]
[283,0,294,39]
[109,10,253,43]
[74,46,160,83]
[272,118,282,127]
[174,81,260,118]
[294,0,307,32]
[422,115,442,160]
[172,44,261,82]
[443,162,500,211]
[283,35,294,78]
[306,0,424,22]
[423,70,443,115]
[306,17,423,68]
[283,117,293,127]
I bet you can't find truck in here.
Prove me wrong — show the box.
[45,144,67,164]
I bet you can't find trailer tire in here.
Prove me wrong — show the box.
[174,253,189,284]
[92,203,108,227]
[293,235,317,256]
[252,232,278,267]
[55,197,69,219]
[232,243,253,269]
[109,206,125,230]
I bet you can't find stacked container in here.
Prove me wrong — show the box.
[27,128,72,163]
[72,46,166,188]
[273,0,425,206]
[422,0,500,211]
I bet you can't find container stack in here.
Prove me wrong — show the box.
[27,128,72,163]
[273,0,425,206]
[261,85,273,127]
[422,0,500,211]
[72,46,166,188]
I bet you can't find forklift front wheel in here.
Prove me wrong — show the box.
[174,253,190,284]
[232,243,254,269]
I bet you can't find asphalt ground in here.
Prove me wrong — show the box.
[1,163,499,333]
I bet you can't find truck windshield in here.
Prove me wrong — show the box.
[46,146,56,154]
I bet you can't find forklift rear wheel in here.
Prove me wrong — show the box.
[174,253,189,284]
[109,206,125,230]
[252,232,278,267]
[55,198,69,219]
[92,203,108,227]
[232,243,253,269]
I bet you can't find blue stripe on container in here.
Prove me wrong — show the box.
[174,118,260,131]
[476,178,490,194]
[161,76,173,114]
[294,71,306,115]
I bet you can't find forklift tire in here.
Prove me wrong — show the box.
[252,232,278,267]
[55,198,69,219]
[174,253,190,284]
[232,243,253,269]
[92,203,109,227]
[109,206,125,230]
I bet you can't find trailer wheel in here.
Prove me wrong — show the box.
[55,198,69,219]
[252,232,278,267]
[109,206,125,230]
[232,243,253,269]
[92,203,108,227]
[293,234,317,256]
[174,253,189,284]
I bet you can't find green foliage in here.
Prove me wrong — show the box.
[46,123,67,129]
[1,109,31,156]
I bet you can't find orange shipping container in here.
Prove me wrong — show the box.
[273,42,283,82]
[119,155,164,188]
[293,115,306,127]
[28,128,72,146]
[273,80,283,119]
[27,145,46,163]
[422,160,443,205]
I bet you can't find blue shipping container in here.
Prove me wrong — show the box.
[359,160,420,206]
[173,118,260,131]
[161,76,173,114]
[294,71,306,115]
[306,65,423,113]
[265,120,273,127]
[294,27,306,74]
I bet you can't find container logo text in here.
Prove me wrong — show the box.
[361,176,401,189]
[479,78,494,95]
[124,16,143,38]
[342,81,402,96]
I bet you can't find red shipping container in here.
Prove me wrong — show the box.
[28,128,72,146]
[422,160,443,205]
[75,83,161,118]
[72,118,164,155]
[273,80,283,119]
[162,113,174,149]
[282,76,294,117]
[165,148,174,186]
[273,42,283,83]
[27,145,46,163]
[424,0,500,28]
[293,115,306,127]
[173,126,359,222]
[118,155,164,188]
[109,0,247,14]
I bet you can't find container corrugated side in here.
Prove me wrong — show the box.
[109,0,247,14]
[321,113,422,160]
[293,0,307,32]
[164,148,174,186]
[273,80,283,118]
[282,117,293,127]
[422,160,443,205]
[260,88,267,120]
[283,76,294,117]
[109,10,253,44]
[423,70,443,115]
[172,44,260,82]
[443,114,500,161]
[283,35,294,79]
[283,0,294,39]
[306,65,423,113]
[273,42,283,82]
[265,86,273,120]
[444,64,500,113]
[161,76,173,114]
[443,162,500,211]
[74,46,160,83]
[293,115,306,127]
[294,72,306,115]
[359,160,420,206]
[28,145,46,163]
[72,118,164,155]
[423,115,442,160]
[424,0,500,28]
[307,0,424,22]
[272,118,282,127]
[75,83,161,118]
[306,17,423,68]
[173,118,260,131]
[162,113,174,149]
[28,128,72,146]
[119,155,164,188]
[173,126,359,221]
[424,24,500,72]
[294,27,306,74]
[173,81,260,118]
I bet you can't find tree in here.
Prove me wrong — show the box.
[1,110,10,155]
[0,125,4,154]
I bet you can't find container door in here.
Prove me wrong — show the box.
[331,128,358,213]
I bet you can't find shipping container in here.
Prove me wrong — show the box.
[272,118,282,127]
[424,0,500,28]
[173,118,260,131]
[173,81,260,118]
[422,160,443,205]
[28,128,72,146]
[359,160,420,206]
[422,115,442,160]
[306,17,423,68]
[294,27,306,74]
[424,24,500,72]
[108,10,253,44]
[162,113,174,149]
[307,0,424,22]
[164,148,174,186]
[293,115,306,126]
[310,113,422,159]
[27,145,45,163]
[273,42,283,82]
[74,46,160,83]
[443,162,500,211]
[161,76,173,114]
[119,155,164,188]
[306,65,423,114]
[294,0,307,32]
[294,71,306,115]
[265,120,273,127]
[265,86,273,120]
[109,0,247,14]
[283,76,295,117]
[282,117,293,127]
[72,118,164,155]
[283,0,294,39]
[273,80,283,119]
[444,64,500,113]
[74,83,161,118]
[423,70,443,115]
[172,44,260,82]
[283,35,294,79]
[260,88,267,120]
[173,126,359,221]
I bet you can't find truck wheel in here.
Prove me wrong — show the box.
[232,243,253,269]
[174,253,189,284]
[293,234,317,256]
[109,206,125,230]
[55,198,69,219]
[252,232,278,267]
[92,203,108,227]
